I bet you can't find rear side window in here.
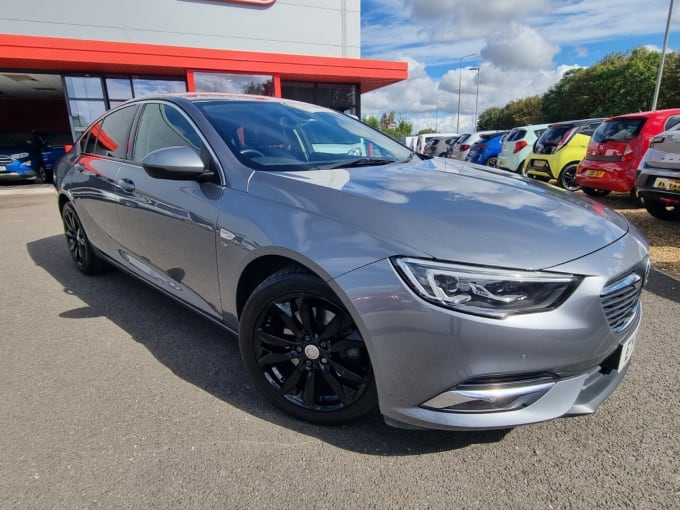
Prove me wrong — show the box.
[81,105,137,158]
[591,119,644,143]
[506,129,526,142]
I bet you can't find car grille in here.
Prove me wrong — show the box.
[0,155,14,165]
[600,263,647,333]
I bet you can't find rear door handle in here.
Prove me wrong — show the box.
[117,178,135,193]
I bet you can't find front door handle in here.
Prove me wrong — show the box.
[117,178,135,193]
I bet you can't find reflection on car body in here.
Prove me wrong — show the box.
[55,93,649,432]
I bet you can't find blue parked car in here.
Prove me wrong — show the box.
[0,131,70,183]
[465,131,508,168]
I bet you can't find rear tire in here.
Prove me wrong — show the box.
[486,156,498,168]
[61,202,106,275]
[643,198,680,221]
[558,164,580,191]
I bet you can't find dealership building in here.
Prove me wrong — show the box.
[0,0,407,141]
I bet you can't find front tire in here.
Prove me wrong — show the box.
[558,164,580,191]
[643,198,680,221]
[62,202,106,275]
[239,267,378,425]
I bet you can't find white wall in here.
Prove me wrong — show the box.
[0,0,360,58]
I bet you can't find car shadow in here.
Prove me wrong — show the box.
[646,268,680,305]
[27,234,510,455]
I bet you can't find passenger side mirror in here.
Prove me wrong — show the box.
[141,146,212,181]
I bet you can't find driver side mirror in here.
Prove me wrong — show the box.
[141,146,213,181]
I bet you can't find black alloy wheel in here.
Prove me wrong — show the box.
[643,197,680,221]
[61,202,105,275]
[558,164,581,191]
[239,268,377,424]
[37,166,52,184]
[486,156,498,168]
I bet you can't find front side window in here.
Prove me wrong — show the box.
[132,103,203,161]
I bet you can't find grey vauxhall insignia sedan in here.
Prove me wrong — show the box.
[54,94,649,431]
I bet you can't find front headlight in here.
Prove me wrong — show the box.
[392,257,581,318]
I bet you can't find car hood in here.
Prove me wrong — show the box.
[248,158,629,270]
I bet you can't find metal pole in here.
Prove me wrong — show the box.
[652,0,674,111]
[470,67,480,131]
[456,53,477,132]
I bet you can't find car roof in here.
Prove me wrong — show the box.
[547,118,604,128]
[604,108,680,121]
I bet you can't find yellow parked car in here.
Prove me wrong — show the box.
[524,118,604,190]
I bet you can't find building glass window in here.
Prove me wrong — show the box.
[193,72,274,96]
[281,82,359,115]
[106,78,133,102]
[64,75,186,139]
[132,78,186,97]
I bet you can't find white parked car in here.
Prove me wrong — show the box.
[497,123,551,173]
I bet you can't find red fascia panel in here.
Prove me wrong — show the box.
[0,34,407,93]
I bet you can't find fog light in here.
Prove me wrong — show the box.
[421,378,555,413]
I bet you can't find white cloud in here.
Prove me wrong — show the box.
[360,0,677,135]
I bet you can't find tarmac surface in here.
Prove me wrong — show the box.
[1,183,679,509]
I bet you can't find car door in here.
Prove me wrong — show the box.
[67,104,139,258]
[114,101,224,318]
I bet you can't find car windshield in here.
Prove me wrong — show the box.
[591,119,645,143]
[194,99,412,171]
[0,132,32,150]
[506,129,526,142]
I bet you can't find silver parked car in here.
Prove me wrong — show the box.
[635,122,680,220]
[55,94,649,431]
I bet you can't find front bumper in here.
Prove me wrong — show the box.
[331,231,648,431]
[0,169,37,181]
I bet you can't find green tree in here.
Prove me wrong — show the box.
[362,112,413,139]
[477,96,543,130]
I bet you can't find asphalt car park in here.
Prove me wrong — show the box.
[1,183,679,508]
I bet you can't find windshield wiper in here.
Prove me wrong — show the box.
[325,158,396,169]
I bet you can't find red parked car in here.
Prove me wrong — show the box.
[575,108,680,197]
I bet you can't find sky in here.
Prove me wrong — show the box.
[360,0,680,134]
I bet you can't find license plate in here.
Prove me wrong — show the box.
[617,332,637,371]
[653,177,680,191]
[585,170,605,177]
[532,160,546,168]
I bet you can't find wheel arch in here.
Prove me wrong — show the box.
[235,252,339,320]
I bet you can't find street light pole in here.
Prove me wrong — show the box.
[652,0,674,111]
[468,67,480,131]
[456,53,478,133]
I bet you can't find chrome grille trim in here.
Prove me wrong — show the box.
[0,155,14,165]
[601,271,643,333]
